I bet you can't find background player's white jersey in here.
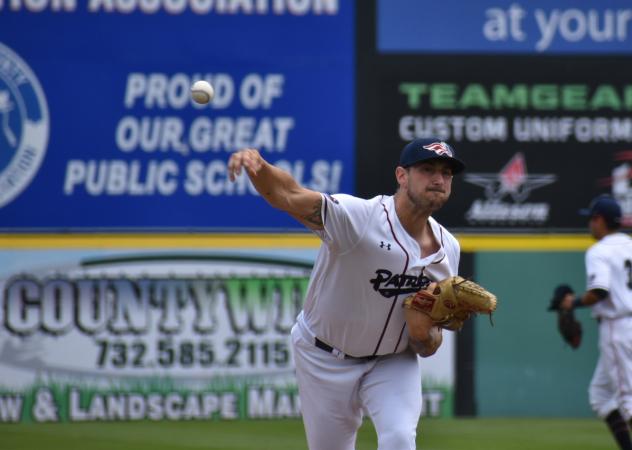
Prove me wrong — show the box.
[587,232,632,320]
[299,193,460,357]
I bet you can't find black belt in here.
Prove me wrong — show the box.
[314,337,377,361]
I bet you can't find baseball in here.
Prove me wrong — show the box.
[190,80,214,104]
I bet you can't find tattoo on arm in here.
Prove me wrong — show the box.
[302,198,323,227]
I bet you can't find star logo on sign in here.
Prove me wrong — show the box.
[464,153,556,203]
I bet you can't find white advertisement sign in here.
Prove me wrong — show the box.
[0,248,454,422]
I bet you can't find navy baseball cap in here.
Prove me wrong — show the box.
[579,194,622,224]
[399,138,466,174]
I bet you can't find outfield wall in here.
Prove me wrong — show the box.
[475,251,599,418]
[0,234,456,424]
[0,234,602,422]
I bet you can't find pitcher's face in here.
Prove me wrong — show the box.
[400,160,453,212]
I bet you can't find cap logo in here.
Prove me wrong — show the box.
[422,142,453,157]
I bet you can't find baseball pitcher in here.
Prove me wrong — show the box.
[228,138,496,450]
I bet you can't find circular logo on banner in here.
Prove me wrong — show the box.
[0,42,49,208]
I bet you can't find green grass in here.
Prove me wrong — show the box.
[0,417,616,450]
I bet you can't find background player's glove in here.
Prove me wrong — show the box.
[403,276,497,331]
[547,284,582,349]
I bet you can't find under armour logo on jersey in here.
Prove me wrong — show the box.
[379,241,391,250]
[423,141,453,157]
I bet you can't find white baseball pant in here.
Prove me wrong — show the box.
[589,316,632,420]
[291,321,422,450]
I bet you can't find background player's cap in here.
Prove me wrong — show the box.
[398,138,466,174]
[579,194,622,224]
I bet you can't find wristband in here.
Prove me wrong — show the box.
[572,297,584,308]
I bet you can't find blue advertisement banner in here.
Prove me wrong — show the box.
[0,1,354,230]
[378,0,632,54]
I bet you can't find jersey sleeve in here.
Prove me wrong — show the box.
[585,246,610,292]
[312,193,373,253]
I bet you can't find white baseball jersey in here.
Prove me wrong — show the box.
[586,232,632,320]
[299,193,460,358]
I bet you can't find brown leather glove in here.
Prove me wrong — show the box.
[403,276,498,331]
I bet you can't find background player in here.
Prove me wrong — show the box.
[228,137,465,450]
[560,195,632,450]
